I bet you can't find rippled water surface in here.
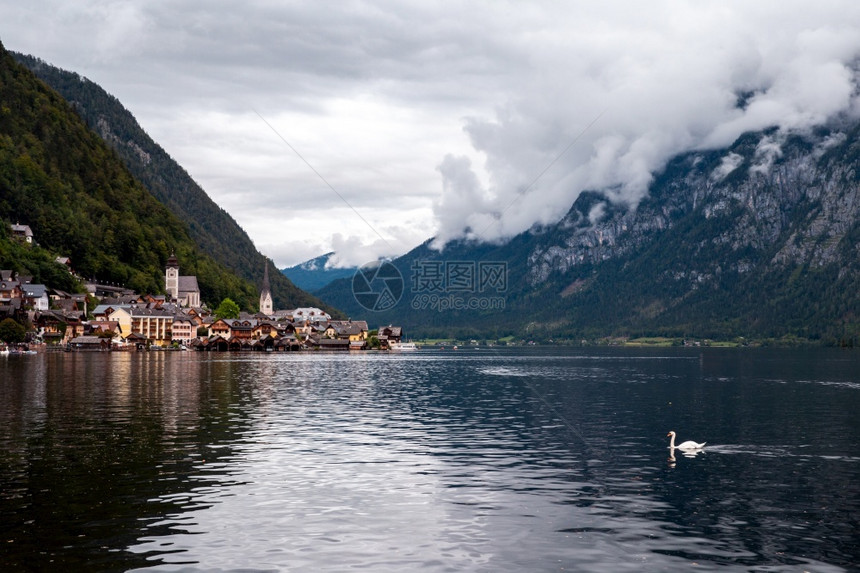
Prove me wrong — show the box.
[1,347,859,571]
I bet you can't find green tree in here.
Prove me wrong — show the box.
[0,318,26,344]
[215,298,240,319]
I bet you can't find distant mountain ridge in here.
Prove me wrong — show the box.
[13,51,338,315]
[280,252,356,292]
[317,121,860,343]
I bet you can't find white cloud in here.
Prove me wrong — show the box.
[711,153,744,183]
[750,135,785,176]
[2,1,860,265]
[431,1,860,245]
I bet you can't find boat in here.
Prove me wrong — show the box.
[389,341,417,351]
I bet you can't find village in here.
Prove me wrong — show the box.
[1,224,405,353]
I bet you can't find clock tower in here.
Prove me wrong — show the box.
[165,253,179,300]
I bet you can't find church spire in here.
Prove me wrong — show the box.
[260,261,273,315]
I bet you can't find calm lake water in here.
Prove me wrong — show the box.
[1,347,859,572]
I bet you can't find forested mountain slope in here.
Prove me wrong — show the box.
[12,51,336,314]
[1,41,260,308]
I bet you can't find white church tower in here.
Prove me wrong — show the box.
[260,263,273,316]
[165,252,179,301]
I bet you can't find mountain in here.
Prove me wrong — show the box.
[0,40,249,302]
[281,252,356,292]
[317,122,860,344]
[12,51,338,315]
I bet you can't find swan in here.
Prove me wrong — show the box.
[667,431,705,450]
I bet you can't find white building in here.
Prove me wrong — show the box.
[289,307,331,324]
[10,223,33,243]
[22,284,49,311]
[171,316,197,345]
[165,253,201,308]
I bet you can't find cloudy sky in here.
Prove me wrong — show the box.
[2,1,860,267]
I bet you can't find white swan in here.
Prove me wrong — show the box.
[667,431,706,450]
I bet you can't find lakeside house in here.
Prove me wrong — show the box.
[68,335,111,351]
[171,316,197,346]
[377,325,404,349]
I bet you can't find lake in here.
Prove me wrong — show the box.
[1,347,858,572]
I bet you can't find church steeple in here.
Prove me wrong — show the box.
[260,262,273,315]
[165,252,179,300]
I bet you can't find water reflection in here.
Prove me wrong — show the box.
[1,349,859,571]
[0,353,250,571]
[667,446,704,465]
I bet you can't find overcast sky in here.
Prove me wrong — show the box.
[3,1,860,267]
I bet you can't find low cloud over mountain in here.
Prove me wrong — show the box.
[4,2,860,265]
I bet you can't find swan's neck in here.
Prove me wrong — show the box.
[669,434,676,448]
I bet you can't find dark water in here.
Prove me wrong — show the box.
[1,347,859,572]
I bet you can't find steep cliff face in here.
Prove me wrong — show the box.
[529,124,860,292]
